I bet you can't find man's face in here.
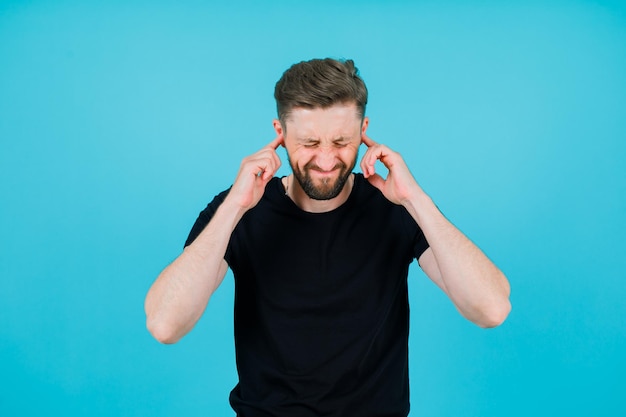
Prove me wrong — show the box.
[277,103,367,200]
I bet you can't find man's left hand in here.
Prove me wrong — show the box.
[360,134,420,206]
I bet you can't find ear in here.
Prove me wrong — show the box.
[272,119,285,147]
[361,116,369,135]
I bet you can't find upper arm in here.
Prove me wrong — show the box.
[418,247,449,296]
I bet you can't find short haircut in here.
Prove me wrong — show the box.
[274,58,368,125]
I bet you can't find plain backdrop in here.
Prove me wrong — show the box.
[1,0,625,416]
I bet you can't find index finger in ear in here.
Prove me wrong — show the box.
[267,134,284,150]
[361,133,376,147]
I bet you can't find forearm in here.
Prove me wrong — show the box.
[403,187,511,327]
[145,199,245,343]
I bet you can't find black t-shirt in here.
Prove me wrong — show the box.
[186,173,429,417]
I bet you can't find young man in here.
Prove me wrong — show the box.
[145,58,511,417]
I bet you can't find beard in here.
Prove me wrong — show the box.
[289,154,358,200]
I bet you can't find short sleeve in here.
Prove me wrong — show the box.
[184,188,231,248]
[413,227,430,260]
[399,207,429,260]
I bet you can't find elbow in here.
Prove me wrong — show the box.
[146,316,183,344]
[144,291,187,344]
[476,272,512,328]
[476,298,512,329]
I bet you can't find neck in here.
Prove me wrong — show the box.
[283,173,354,213]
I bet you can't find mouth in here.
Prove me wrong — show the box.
[310,168,339,176]
[307,162,344,174]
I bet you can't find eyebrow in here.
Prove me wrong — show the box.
[298,137,319,143]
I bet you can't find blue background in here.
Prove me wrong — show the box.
[1,1,625,416]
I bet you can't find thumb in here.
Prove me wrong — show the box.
[366,173,385,192]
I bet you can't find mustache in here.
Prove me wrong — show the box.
[303,161,347,171]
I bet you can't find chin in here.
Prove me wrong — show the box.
[302,173,350,200]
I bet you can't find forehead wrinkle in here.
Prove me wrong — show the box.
[292,124,359,142]
[284,104,363,142]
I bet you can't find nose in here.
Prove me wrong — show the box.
[315,146,339,171]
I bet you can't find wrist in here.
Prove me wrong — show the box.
[401,186,438,225]
[220,195,250,221]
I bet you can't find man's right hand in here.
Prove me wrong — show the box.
[227,135,284,211]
